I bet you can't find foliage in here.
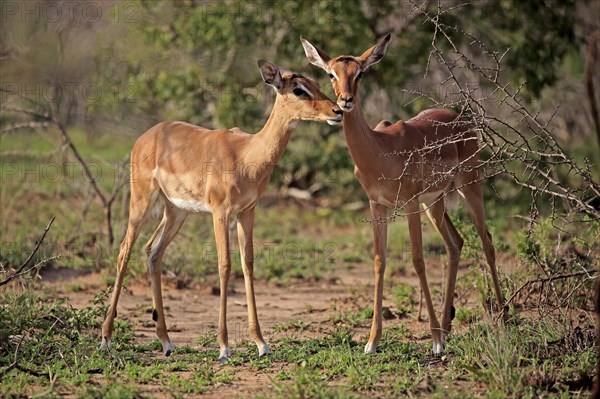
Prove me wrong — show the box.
[453,0,579,100]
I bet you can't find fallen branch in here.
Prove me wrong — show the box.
[0,334,48,379]
[497,268,597,321]
[0,335,24,378]
[0,216,55,286]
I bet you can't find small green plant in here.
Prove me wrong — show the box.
[454,308,475,325]
[65,283,84,293]
[265,364,358,399]
[272,319,311,333]
[516,230,541,263]
[329,307,373,328]
[393,283,415,316]
[82,383,141,399]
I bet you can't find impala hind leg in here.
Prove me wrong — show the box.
[406,201,444,355]
[459,182,507,319]
[237,208,269,356]
[424,199,463,335]
[144,205,187,356]
[101,188,157,351]
[213,210,233,362]
[365,202,388,354]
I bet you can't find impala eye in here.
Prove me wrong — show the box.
[356,71,363,80]
[328,73,335,80]
[293,88,308,97]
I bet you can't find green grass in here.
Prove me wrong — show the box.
[393,283,415,317]
[0,289,235,398]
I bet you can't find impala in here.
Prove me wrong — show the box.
[301,34,506,355]
[100,60,342,361]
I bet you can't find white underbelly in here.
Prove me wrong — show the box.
[169,198,212,213]
[376,196,397,207]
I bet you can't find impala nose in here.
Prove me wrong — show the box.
[339,95,354,111]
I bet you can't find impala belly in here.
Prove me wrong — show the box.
[418,190,443,206]
[375,193,397,207]
[154,168,211,213]
[169,198,212,213]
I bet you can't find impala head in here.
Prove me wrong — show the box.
[258,60,342,126]
[300,34,391,112]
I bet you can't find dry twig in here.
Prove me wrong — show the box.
[498,268,597,321]
[0,216,56,287]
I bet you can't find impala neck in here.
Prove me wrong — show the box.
[341,95,379,168]
[246,95,296,177]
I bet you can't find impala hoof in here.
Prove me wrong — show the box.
[432,340,444,356]
[218,347,232,363]
[100,337,112,351]
[258,342,270,357]
[364,342,377,354]
[164,341,174,357]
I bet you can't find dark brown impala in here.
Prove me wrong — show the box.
[301,34,506,355]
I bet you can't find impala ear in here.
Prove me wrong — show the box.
[359,33,391,70]
[258,59,283,92]
[300,36,331,72]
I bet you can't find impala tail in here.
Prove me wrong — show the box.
[445,185,459,213]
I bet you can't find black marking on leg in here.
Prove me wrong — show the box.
[152,309,158,322]
[114,309,117,318]
[450,305,456,320]
[165,349,172,357]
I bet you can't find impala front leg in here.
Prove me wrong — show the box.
[213,210,232,362]
[237,208,270,356]
[365,201,388,354]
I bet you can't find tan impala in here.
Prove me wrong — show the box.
[301,34,506,355]
[100,60,342,361]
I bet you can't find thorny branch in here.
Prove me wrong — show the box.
[375,2,600,224]
[498,268,598,321]
[0,216,56,286]
[0,334,51,379]
[372,2,599,317]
